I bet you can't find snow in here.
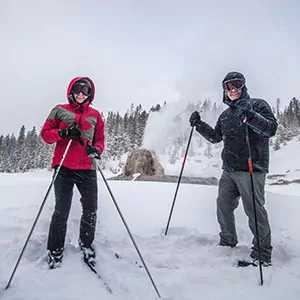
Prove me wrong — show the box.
[1,140,300,299]
[269,138,300,180]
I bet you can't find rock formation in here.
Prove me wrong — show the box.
[122,148,164,177]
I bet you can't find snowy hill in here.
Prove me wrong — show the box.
[0,135,300,299]
[267,138,300,185]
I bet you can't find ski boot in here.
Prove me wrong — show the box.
[238,257,272,267]
[48,248,63,269]
[80,243,96,267]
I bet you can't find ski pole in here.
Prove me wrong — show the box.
[245,124,264,285]
[95,159,162,298]
[164,126,194,235]
[5,139,72,290]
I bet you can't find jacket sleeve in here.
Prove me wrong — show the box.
[93,112,105,154]
[41,106,63,144]
[195,116,223,144]
[247,99,278,138]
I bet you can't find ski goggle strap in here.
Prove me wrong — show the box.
[71,83,92,96]
[222,78,245,91]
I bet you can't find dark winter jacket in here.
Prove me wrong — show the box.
[195,95,277,173]
[41,77,105,170]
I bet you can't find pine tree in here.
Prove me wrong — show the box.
[1,134,15,172]
[150,104,161,112]
[128,111,137,151]
[15,125,27,172]
[169,136,182,164]
[24,127,39,171]
[0,135,3,169]
[276,98,281,119]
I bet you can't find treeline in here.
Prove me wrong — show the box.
[272,97,300,150]
[103,104,148,161]
[0,98,299,173]
[0,126,53,173]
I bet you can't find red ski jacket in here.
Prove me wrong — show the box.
[41,77,105,170]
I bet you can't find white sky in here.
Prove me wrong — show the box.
[1,0,300,135]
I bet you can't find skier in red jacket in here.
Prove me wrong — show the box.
[41,77,104,269]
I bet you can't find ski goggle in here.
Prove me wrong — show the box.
[71,83,91,96]
[222,79,245,91]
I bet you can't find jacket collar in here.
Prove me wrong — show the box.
[70,100,90,113]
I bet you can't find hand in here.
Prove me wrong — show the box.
[189,111,201,127]
[236,100,254,120]
[59,126,81,140]
[87,146,101,159]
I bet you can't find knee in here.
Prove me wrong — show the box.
[52,209,69,223]
[82,209,97,220]
[217,197,239,210]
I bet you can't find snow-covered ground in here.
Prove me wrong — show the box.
[0,152,300,300]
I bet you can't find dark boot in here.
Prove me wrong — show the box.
[48,248,64,269]
[79,241,96,266]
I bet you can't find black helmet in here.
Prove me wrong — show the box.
[75,78,92,89]
[222,71,245,84]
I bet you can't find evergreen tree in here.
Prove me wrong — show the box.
[23,127,39,171]
[169,136,182,164]
[15,125,27,172]
[276,98,281,119]
[150,103,162,112]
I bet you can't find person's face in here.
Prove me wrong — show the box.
[227,87,242,101]
[71,83,91,104]
[74,92,88,104]
[223,78,244,101]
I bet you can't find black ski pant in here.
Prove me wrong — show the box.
[47,166,98,252]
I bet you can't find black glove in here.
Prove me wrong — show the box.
[87,146,101,159]
[189,111,202,127]
[236,100,254,120]
[59,126,81,140]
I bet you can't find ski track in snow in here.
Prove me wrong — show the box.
[0,172,300,300]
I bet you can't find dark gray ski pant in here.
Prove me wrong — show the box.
[217,170,272,262]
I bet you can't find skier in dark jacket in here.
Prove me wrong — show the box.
[189,71,277,266]
[41,77,104,269]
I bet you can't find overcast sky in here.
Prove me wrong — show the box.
[1,0,300,135]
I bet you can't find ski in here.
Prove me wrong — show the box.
[114,252,143,268]
[84,260,113,295]
[237,259,272,268]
